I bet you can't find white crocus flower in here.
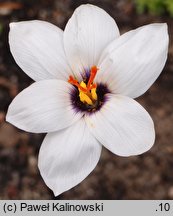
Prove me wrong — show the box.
[6,4,168,196]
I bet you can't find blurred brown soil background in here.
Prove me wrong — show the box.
[0,0,173,199]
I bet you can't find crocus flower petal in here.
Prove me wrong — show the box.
[9,20,72,81]
[64,4,120,79]
[85,94,155,156]
[6,80,82,133]
[96,24,168,98]
[38,118,102,196]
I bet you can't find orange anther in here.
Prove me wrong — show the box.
[88,83,97,91]
[68,76,87,92]
[68,75,77,85]
[87,66,99,90]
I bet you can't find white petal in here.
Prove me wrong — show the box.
[64,4,120,79]
[6,80,82,133]
[38,118,102,196]
[9,20,72,81]
[96,23,169,98]
[85,94,155,156]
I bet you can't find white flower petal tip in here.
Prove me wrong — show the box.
[97,23,169,98]
[38,119,102,196]
[85,94,155,157]
[9,22,17,28]
[152,23,169,46]
[9,20,72,81]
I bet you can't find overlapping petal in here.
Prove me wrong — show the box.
[6,80,82,133]
[64,4,120,79]
[85,94,155,156]
[38,118,102,196]
[96,24,168,98]
[9,20,72,81]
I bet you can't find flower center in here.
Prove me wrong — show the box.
[68,66,110,113]
[68,66,98,105]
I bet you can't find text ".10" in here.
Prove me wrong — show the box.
[159,203,170,211]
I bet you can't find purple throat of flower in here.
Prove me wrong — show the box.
[68,66,110,113]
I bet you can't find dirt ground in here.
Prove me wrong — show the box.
[0,0,173,199]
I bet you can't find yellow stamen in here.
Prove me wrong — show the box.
[91,87,97,101]
[78,81,93,105]
[79,81,87,90]
[79,92,93,105]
